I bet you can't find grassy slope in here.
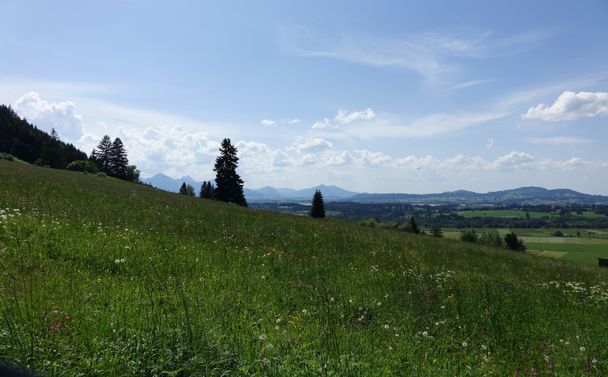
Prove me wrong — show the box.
[1,160,607,376]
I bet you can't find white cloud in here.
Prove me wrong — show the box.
[335,108,376,124]
[522,91,608,121]
[14,91,84,141]
[260,119,276,126]
[354,149,393,167]
[486,137,495,149]
[312,118,334,129]
[118,125,217,179]
[295,137,333,153]
[261,118,300,126]
[527,136,592,145]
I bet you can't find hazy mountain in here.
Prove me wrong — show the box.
[142,174,608,204]
[349,187,608,204]
[142,173,203,193]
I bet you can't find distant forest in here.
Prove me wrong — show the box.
[0,105,86,167]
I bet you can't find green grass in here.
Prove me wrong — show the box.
[1,160,608,376]
[527,242,608,264]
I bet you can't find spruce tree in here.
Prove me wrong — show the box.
[92,135,113,173]
[310,190,326,218]
[200,181,215,199]
[213,138,247,206]
[179,182,189,195]
[109,138,129,179]
[430,224,443,238]
[199,181,207,198]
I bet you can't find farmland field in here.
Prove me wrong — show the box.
[1,160,608,376]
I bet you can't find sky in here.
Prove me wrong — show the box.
[1,0,607,194]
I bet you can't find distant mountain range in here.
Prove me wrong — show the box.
[142,174,608,205]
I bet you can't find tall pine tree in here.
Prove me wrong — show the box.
[310,190,326,218]
[213,139,247,206]
[109,138,129,179]
[91,135,113,173]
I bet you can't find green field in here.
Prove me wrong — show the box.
[456,210,550,219]
[1,160,608,376]
[442,228,608,266]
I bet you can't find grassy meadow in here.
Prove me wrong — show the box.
[1,160,608,376]
[443,228,608,266]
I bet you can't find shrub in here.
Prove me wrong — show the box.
[505,232,526,251]
[480,230,503,247]
[35,159,45,166]
[460,229,478,242]
[97,172,107,177]
[552,230,564,237]
[0,153,14,161]
[66,160,98,173]
[358,218,378,227]
[398,216,420,234]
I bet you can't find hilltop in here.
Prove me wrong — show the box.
[1,160,607,376]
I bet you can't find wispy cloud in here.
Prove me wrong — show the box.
[449,78,498,90]
[283,29,556,82]
[527,136,593,145]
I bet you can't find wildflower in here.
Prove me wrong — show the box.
[592,358,597,364]
[258,334,267,341]
[384,324,390,329]
[275,325,280,331]
[481,344,487,351]
[462,341,468,347]
[422,331,428,337]
[261,275,266,280]
[580,346,586,352]
[329,297,335,302]
[266,342,274,350]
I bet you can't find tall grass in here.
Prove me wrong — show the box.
[1,160,607,376]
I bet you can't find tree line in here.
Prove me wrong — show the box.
[0,105,86,167]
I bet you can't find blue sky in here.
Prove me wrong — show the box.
[1,0,607,193]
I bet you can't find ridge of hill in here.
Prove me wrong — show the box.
[2,160,607,375]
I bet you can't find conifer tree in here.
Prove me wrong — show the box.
[200,181,215,199]
[310,190,326,218]
[91,135,113,173]
[430,224,443,238]
[213,138,247,206]
[179,182,189,195]
[401,216,420,234]
[199,181,207,198]
[109,138,129,179]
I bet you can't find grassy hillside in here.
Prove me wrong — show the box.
[1,160,607,376]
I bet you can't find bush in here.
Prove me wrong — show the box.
[97,172,107,177]
[35,159,45,166]
[505,232,526,251]
[480,230,503,247]
[66,160,98,173]
[0,153,14,161]
[358,218,378,227]
[460,229,478,242]
[552,230,564,237]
